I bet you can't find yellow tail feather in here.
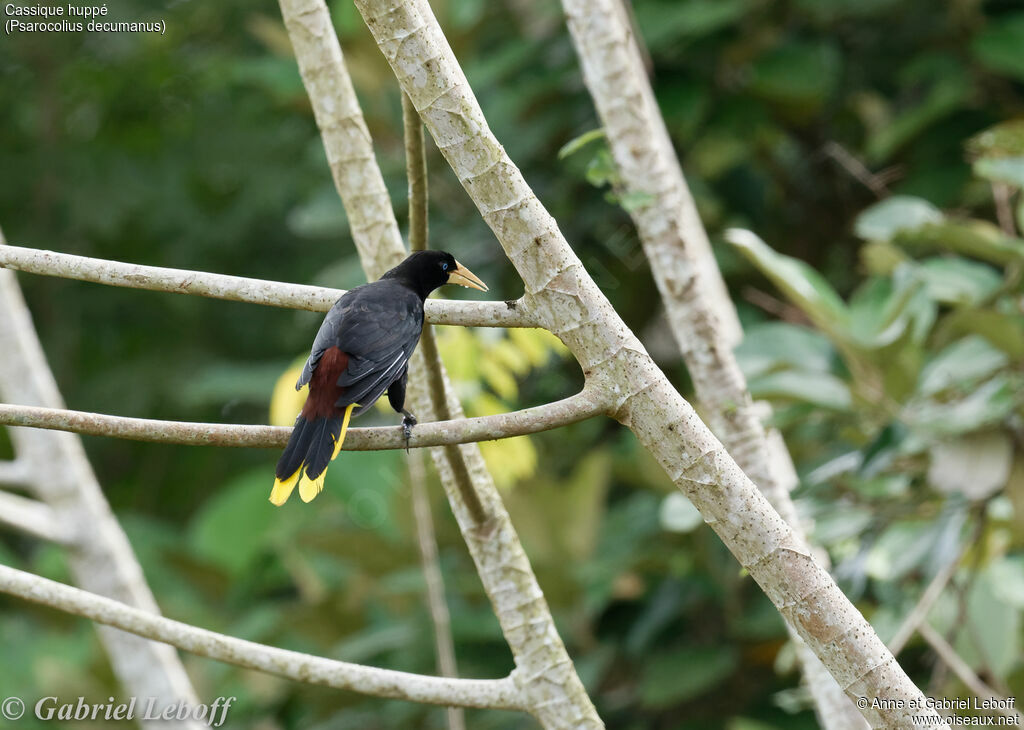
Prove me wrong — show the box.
[333,402,358,459]
[271,403,358,506]
[269,469,301,506]
[299,469,326,503]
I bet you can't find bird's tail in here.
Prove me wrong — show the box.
[270,403,357,506]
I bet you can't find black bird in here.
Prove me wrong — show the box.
[270,250,488,505]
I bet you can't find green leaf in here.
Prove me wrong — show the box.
[846,275,930,348]
[558,128,606,160]
[619,190,657,213]
[967,120,1024,159]
[228,57,304,99]
[812,505,873,545]
[865,520,940,581]
[951,567,1021,678]
[727,230,849,338]
[893,220,1024,265]
[188,469,288,575]
[728,719,783,730]
[918,335,1010,396]
[179,361,286,409]
[971,12,1024,82]
[634,0,749,52]
[749,41,841,107]
[639,646,739,708]
[585,148,618,188]
[689,131,752,179]
[973,156,1024,188]
[934,309,1024,359]
[860,240,911,276]
[657,80,711,142]
[847,474,911,499]
[904,375,1017,438]
[735,322,836,379]
[854,196,943,241]
[989,556,1024,608]
[791,0,900,22]
[865,58,970,162]
[748,370,853,411]
[450,0,486,29]
[915,257,1002,305]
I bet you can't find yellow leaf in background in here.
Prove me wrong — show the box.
[508,327,547,366]
[470,394,537,490]
[480,357,519,401]
[269,361,307,426]
[491,340,532,376]
[443,327,569,488]
[481,437,538,490]
[437,326,483,383]
[510,327,568,366]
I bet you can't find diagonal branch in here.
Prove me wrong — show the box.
[0,244,529,328]
[0,564,527,711]
[0,390,605,450]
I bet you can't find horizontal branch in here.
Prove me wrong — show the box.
[0,564,526,711]
[0,489,66,544]
[0,390,607,450]
[0,245,531,328]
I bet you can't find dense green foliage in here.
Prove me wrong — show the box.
[2,0,1023,727]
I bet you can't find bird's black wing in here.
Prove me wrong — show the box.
[296,281,424,414]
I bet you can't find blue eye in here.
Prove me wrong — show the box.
[442,262,449,271]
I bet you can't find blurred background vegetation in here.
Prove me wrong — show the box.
[2,0,1023,727]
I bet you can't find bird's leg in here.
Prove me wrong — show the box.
[401,409,417,453]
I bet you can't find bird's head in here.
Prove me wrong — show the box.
[384,250,488,299]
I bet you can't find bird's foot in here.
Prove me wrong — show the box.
[402,411,417,453]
